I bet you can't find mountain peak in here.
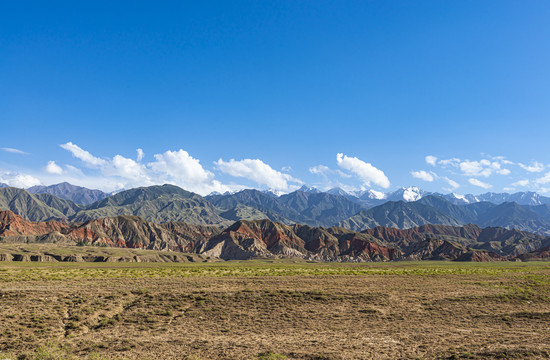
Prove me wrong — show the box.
[262,189,285,197]
[387,186,427,202]
[297,185,321,194]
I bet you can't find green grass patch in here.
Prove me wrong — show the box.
[0,260,549,282]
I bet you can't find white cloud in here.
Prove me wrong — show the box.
[150,150,231,194]
[45,161,63,175]
[309,165,331,176]
[309,165,352,179]
[519,161,545,173]
[63,165,85,176]
[107,155,151,183]
[443,177,460,190]
[58,143,235,195]
[425,155,438,166]
[436,157,513,178]
[1,147,29,155]
[136,148,144,162]
[438,158,461,167]
[216,158,302,192]
[535,172,550,185]
[0,171,41,188]
[468,178,492,189]
[511,179,529,187]
[459,160,501,177]
[411,170,435,182]
[60,142,107,167]
[336,153,390,189]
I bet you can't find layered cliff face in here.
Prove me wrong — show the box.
[0,210,221,251]
[0,210,71,237]
[1,210,548,262]
[200,220,402,261]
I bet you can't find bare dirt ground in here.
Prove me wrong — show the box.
[0,260,549,359]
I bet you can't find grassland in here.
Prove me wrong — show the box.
[0,259,549,359]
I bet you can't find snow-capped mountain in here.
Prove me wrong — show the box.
[356,189,387,200]
[297,185,321,194]
[386,187,428,202]
[262,189,286,197]
[233,185,550,208]
[436,193,480,205]
[326,187,352,197]
[475,192,550,206]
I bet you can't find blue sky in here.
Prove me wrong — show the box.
[1,1,550,195]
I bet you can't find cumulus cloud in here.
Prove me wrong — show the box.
[459,160,502,177]
[425,155,438,166]
[468,178,492,189]
[519,161,545,173]
[216,158,302,192]
[45,161,63,175]
[0,171,41,188]
[151,150,231,194]
[60,142,107,167]
[336,153,390,189]
[108,155,151,183]
[411,170,435,182]
[434,157,511,178]
[1,147,29,155]
[58,142,234,195]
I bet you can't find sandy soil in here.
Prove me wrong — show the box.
[0,261,549,359]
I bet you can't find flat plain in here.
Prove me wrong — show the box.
[0,256,549,359]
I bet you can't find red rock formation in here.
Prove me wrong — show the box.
[0,210,70,236]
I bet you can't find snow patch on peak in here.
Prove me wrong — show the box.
[263,189,285,197]
[364,189,386,200]
[451,193,468,202]
[327,187,352,197]
[298,185,321,193]
[402,186,423,202]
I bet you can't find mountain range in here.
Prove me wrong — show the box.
[1,210,548,261]
[324,186,550,207]
[27,182,109,205]
[2,183,550,236]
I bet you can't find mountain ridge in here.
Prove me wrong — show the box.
[1,210,547,262]
[2,183,550,235]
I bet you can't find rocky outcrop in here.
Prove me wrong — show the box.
[0,210,221,251]
[1,210,547,262]
[199,220,403,261]
[517,245,550,261]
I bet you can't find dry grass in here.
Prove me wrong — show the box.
[0,260,549,359]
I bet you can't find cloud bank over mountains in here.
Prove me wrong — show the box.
[1,143,550,195]
[408,154,550,194]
